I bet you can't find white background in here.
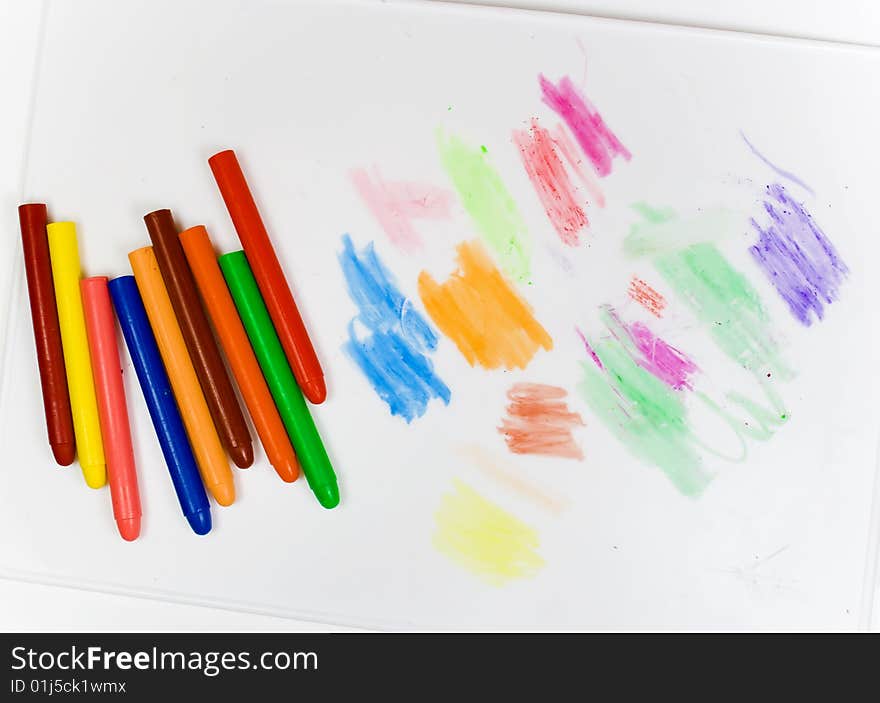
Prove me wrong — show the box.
[0,0,878,632]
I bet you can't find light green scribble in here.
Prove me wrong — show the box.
[654,242,792,380]
[578,336,712,497]
[436,130,531,282]
[625,203,743,258]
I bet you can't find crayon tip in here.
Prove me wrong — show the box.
[275,457,300,484]
[186,509,212,535]
[301,375,327,405]
[314,481,340,509]
[230,442,254,469]
[52,441,76,466]
[211,482,236,507]
[117,516,141,542]
[82,465,107,489]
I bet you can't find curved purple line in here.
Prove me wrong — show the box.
[740,131,815,197]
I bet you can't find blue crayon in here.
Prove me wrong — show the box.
[108,276,211,535]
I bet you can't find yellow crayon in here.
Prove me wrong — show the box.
[46,222,106,488]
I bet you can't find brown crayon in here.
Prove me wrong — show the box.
[144,209,253,468]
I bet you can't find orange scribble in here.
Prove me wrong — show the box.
[628,276,666,317]
[418,241,553,369]
[498,383,585,460]
[459,445,569,515]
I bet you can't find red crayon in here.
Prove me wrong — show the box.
[81,277,142,541]
[18,203,76,466]
[208,149,327,404]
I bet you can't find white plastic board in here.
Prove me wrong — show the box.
[1,0,879,629]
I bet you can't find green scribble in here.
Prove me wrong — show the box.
[436,130,531,282]
[655,242,792,380]
[578,336,712,497]
[692,376,789,462]
[625,204,743,258]
[632,201,676,224]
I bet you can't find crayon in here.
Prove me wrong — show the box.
[129,246,235,506]
[145,209,253,468]
[209,149,327,404]
[18,204,76,466]
[81,277,142,541]
[179,225,299,483]
[108,276,211,535]
[46,222,106,488]
[220,251,339,508]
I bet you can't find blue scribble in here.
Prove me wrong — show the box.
[339,234,450,421]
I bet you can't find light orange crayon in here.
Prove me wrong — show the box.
[129,246,234,506]
[179,225,299,483]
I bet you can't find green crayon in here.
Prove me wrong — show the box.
[219,251,339,509]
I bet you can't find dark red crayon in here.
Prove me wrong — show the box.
[18,203,76,465]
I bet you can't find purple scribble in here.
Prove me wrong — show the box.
[627,322,699,391]
[576,326,604,369]
[539,74,631,178]
[749,183,849,326]
[740,131,815,196]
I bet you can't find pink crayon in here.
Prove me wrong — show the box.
[81,276,142,541]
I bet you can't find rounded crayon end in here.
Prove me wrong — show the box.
[274,457,300,484]
[82,464,107,489]
[117,516,141,542]
[186,509,212,536]
[301,376,327,405]
[211,482,236,507]
[52,441,76,467]
[230,442,254,469]
[315,482,340,509]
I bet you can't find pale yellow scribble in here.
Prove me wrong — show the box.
[433,479,545,585]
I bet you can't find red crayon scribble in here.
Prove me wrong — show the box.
[628,276,666,318]
[350,167,454,253]
[539,74,631,178]
[498,382,585,460]
[550,124,606,208]
[514,119,588,246]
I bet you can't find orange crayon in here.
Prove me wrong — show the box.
[129,246,234,506]
[179,225,299,483]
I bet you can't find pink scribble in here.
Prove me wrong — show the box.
[513,119,588,246]
[350,167,454,253]
[602,307,697,390]
[550,124,606,208]
[539,74,631,178]
[624,320,698,391]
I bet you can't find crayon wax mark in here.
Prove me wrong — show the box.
[433,478,544,585]
[539,74,631,177]
[339,234,450,422]
[740,131,814,196]
[349,167,454,253]
[498,382,585,460]
[513,118,589,246]
[418,240,552,370]
[601,306,698,391]
[550,123,606,208]
[628,276,666,317]
[749,183,848,326]
[576,330,712,497]
[436,130,532,282]
[459,445,569,515]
